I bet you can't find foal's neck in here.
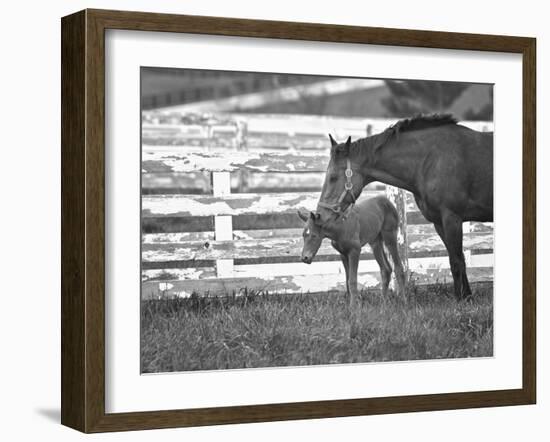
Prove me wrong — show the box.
[321,212,355,243]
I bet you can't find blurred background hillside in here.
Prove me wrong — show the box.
[141,68,493,120]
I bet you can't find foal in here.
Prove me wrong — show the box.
[298,195,406,304]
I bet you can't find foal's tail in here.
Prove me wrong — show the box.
[378,196,407,296]
[378,196,400,231]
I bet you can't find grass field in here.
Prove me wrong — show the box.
[141,282,493,373]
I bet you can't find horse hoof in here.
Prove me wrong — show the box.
[458,294,474,303]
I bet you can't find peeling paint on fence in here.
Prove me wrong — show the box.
[141,231,494,263]
[142,192,321,217]
[141,266,494,299]
[142,191,386,218]
[142,268,214,282]
[142,147,329,173]
[408,232,493,252]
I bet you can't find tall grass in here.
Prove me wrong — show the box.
[141,283,493,373]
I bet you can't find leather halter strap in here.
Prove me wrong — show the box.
[317,158,356,219]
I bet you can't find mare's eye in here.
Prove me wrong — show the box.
[329,175,338,183]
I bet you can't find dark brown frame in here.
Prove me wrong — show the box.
[61,8,536,433]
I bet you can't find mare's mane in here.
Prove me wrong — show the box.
[331,113,459,158]
[387,113,458,134]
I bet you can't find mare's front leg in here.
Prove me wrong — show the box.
[437,212,472,301]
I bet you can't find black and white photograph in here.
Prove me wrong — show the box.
[1,0,543,437]
[140,68,494,373]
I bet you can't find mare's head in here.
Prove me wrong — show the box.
[297,210,323,264]
[317,134,366,223]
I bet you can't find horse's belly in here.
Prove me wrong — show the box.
[463,202,493,222]
[414,195,441,223]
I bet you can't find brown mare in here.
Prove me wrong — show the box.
[298,196,406,305]
[318,114,493,301]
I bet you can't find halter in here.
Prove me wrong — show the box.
[317,158,356,219]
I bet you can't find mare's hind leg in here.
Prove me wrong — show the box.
[381,229,406,297]
[438,212,472,301]
[371,236,392,297]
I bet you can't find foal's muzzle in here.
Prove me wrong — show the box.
[302,255,312,264]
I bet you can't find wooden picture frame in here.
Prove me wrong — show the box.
[61,8,536,433]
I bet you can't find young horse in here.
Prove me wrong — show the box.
[298,195,405,304]
[317,114,493,301]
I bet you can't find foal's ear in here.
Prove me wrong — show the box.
[328,133,338,148]
[310,211,321,223]
[297,210,309,222]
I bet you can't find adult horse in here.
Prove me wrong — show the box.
[317,114,493,301]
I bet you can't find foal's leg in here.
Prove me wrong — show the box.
[439,212,472,301]
[346,247,362,339]
[371,236,392,297]
[346,247,361,308]
[381,229,406,297]
[339,253,350,299]
[333,241,350,299]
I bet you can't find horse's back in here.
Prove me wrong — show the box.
[355,195,395,215]
[354,195,398,241]
[466,130,493,173]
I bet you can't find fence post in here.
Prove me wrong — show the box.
[212,171,234,278]
[463,221,472,266]
[234,119,250,192]
[235,119,248,150]
[385,186,409,290]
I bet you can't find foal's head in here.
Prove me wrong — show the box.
[317,134,365,223]
[297,210,323,264]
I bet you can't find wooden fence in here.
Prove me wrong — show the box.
[141,113,494,299]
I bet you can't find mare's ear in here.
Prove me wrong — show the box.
[297,210,309,222]
[328,133,338,148]
[333,135,351,155]
[345,136,351,149]
[343,136,351,154]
